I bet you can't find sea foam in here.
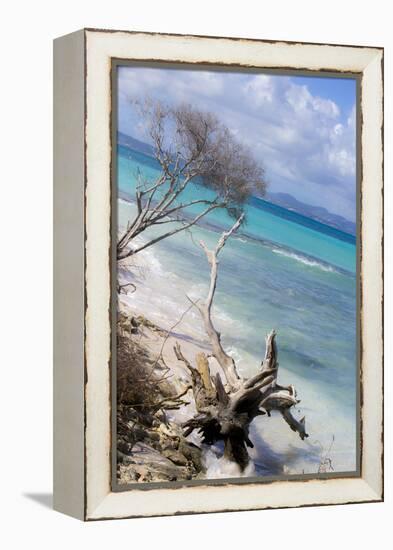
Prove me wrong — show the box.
[272,247,336,273]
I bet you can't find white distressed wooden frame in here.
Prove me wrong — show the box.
[53,28,383,521]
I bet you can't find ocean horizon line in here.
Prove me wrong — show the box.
[249,195,356,244]
[118,193,355,277]
[117,139,356,242]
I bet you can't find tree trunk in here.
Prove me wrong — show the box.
[175,217,309,471]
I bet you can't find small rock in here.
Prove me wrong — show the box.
[178,440,204,472]
[163,449,189,467]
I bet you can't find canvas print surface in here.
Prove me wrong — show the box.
[114,64,358,486]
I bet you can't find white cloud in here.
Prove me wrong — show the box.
[244,74,274,105]
[118,67,357,221]
[188,71,224,97]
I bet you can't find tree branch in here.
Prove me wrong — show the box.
[118,203,222,260]
[117,99,266,260]
[195,214,245,390]
[174,342,216,412]
[181,230,308,470]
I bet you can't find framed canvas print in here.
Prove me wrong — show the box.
[53,29,384,520]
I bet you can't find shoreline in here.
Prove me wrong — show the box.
[118,195,355,277]
[116,196,357,478]
[117,255,356,481]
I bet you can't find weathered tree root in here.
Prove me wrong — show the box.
[175,216,309,471]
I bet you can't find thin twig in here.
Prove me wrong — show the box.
[145,301,196,382]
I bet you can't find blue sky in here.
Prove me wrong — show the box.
[293,75,356,117]
[118,66,357,222]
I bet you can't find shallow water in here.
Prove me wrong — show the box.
[116,146,358,477]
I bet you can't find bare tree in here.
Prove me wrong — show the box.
[117,100,266,260]
[175,216,308,470]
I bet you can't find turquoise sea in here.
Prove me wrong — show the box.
[117,144,358,477]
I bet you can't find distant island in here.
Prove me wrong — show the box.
[265,192,356,236]
[118,131,356,236]
[118,131,155,157]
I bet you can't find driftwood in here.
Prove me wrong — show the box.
[175,215,308,470]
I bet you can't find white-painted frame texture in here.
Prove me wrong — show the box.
[53,28,383,521]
